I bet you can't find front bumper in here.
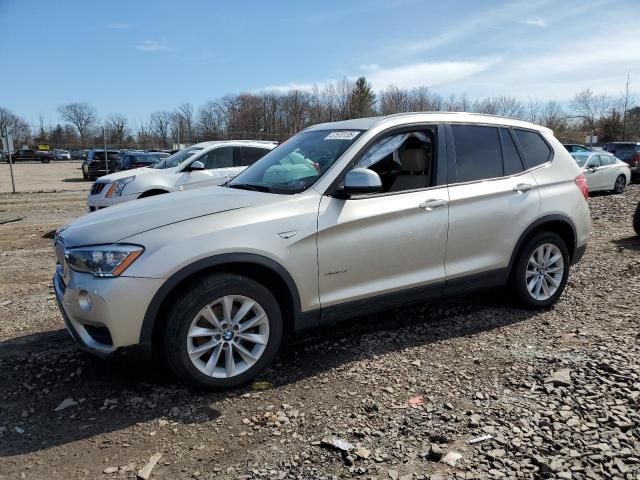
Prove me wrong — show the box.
[87,189,139,210]
[53,268,163,355]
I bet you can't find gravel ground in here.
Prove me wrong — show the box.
[0,187,639,480]
[0,162,89,194]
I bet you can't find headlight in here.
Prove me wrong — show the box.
[105,176,135,197]
[66,244,144,277]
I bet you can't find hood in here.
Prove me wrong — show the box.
[59,186,274,247]
[97,166,178,182]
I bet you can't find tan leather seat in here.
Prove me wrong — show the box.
[389,148,430,191]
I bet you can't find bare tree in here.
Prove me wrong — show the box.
[197,101,226,138]
[175,103,195,142]
[107,113,128,146]
[0,107,32,146]
[571,88,612,133]
[58,102,98,145]
[150,111,173,147]
[619,72,634,140]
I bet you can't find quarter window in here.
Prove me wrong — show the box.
[514,129,552,167]
[451,125,502,182]
[500,128,524,176]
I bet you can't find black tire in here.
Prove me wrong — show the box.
[633,203,640,236]
[613,175,626,194]
[41,158,50,164]
[163,273,283,390]
[512,232,570,309]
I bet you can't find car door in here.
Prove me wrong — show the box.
[598,154,624,189]
[583,155,603,190]
[445,125,541,279]
[178,146,236,190]
[316,125,449,310]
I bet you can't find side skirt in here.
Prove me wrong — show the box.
[295,268,508,331]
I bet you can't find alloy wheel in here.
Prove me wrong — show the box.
[186,295,269,378]
[526,243,564,301]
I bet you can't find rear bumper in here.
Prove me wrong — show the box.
[572,243,587,265]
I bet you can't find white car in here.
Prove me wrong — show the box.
[571,151,631,194]
[55,112,590,389]
[87,140,276,210]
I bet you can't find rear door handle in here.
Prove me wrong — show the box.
[513,183,534,193]
[419,199,448,210]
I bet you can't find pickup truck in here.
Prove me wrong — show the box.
[5,149,53,163]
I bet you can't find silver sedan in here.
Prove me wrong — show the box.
[571,151,631,194]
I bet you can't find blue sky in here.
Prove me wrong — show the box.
[1,0,638,125]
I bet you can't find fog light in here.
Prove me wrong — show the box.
[78,290,92,311]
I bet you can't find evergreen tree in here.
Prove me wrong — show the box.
[350,77,376,118]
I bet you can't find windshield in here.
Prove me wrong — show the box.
[152,147,201,169]
[228,129,362,194]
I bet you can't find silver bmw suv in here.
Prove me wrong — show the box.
[53,113,590,389]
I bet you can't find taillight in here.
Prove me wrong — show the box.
[632,153,640,167]
[574,174,589,200]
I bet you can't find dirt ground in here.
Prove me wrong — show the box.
[0,187,638,480]
[0,162,89,194]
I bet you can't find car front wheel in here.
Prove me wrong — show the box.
[163,273,283,390]
[512,232,570,308]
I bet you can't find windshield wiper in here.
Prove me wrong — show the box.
[227,183,271,192]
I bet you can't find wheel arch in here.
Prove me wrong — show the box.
[140,253,302,348]
[138,188,171,198]
[507,214,578,278]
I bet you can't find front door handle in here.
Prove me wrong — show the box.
[513,183,534,193]
[419,199,448,210]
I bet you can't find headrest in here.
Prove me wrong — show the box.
[400,148,428,172]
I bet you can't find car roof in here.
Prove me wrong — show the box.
[190,140,278,148]
[304,112,552,134]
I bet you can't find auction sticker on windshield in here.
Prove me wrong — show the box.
[324,131,360,140]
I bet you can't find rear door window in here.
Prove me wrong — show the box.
[598,155,615,166]
[451,125,503,182]
[201,147,234,169]
[500,128,524,176]
[514,129,552,167]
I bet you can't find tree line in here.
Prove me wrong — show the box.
[1,75,638,151]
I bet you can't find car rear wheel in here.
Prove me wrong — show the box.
[633,203,640,236]
[512,232,570,308]
[613,175,626,194]
[163,273,283,390]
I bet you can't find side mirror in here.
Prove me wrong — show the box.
[189,160,205,171]
[341,167,382,196]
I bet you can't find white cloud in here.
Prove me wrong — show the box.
[519,17,547,28]
[255,57,500,94]
[256,81,328,93]
[444,25,640,100]
[135,40,170,52]
[362,58,501,90]
[397,0,554,54]
[106,22,136,29]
